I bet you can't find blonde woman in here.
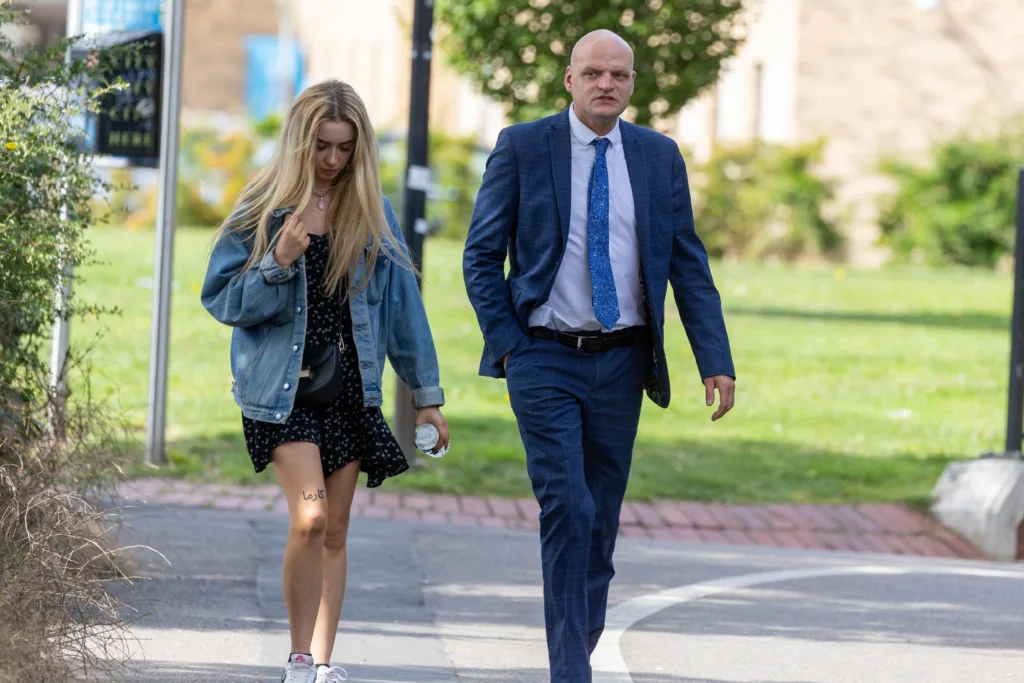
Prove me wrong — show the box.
[201,79,449,683]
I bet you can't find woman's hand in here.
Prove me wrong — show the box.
[415,406,450,453]
[273,214,310,269]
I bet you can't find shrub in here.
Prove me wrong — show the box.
[380,131,483,241]
[125,115,280,229]
[124,122,483,237]
[877,124,1024,268]
[0,7,142,680]
[693,139,845,262]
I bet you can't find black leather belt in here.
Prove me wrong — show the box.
[528,326,643,353]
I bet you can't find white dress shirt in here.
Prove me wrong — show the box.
[529,104,645,333]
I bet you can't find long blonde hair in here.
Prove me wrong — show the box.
[215,79,411,295]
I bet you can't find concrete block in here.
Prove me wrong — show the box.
[931,456,1024,561]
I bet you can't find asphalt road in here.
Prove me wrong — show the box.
[108,503,1024,683]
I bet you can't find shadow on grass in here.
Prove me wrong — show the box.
[122,414,959,507]
[725,305,1009,333]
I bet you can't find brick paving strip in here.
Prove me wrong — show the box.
[114,479,985,560]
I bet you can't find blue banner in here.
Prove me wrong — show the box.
[82,0,163,34]
[245,35,306,122]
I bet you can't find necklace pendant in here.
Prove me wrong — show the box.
[316,196,326,211]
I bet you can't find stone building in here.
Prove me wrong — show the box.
[675,0,1024,263]
[8,0,503,142]
[10,0,1024,261]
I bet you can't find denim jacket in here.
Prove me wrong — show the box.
[201,197,445,424]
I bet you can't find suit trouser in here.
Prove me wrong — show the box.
[506,330,648,683]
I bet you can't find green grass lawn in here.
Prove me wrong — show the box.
[75,226,1011,505]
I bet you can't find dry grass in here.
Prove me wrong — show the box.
[0,367,157,682]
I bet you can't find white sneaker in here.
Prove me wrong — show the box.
[316,665,349,682]
[281,654,317,683]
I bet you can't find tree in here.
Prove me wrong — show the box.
[436,0,746,127]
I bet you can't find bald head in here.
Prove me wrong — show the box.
[565,29,636,135]
[570,30,634,72]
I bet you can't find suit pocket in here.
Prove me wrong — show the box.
[504,333,533,376]
[508,281,532,328]
[508,280,524,304]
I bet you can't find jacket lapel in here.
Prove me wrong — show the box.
[621,123,651,272]
[549,109,573,248]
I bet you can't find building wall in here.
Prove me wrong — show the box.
[8,0,276,121]
[291,0,405,130]
[180,0,279,115]
[675,0,802,160]
[8,1,65,47]
[796,0,1024,262]
[674,0,1024,264]
[293,0,506,143]
[8,0,511,144]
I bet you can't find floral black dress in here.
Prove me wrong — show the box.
[242,233,409,487]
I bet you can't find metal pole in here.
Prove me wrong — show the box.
[144,0,185,465]
[49,0,85,437]
[65,0,84,40]
[394,0,435,461]
[1004,166,1024,456]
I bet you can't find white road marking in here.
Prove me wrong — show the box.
[591,562,1024,682]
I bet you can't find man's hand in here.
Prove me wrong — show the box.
[704,375,735,422]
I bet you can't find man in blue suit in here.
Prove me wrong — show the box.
[463,29,736,682]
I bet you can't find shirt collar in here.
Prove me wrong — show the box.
[568,103,621,148]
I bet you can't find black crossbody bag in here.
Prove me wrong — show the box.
[294,288,348,408]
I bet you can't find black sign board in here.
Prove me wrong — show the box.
[74,30,164,167]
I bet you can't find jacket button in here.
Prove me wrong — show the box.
[275,413,282,420]
[283,383,290,390]
[296,306,302,313]
[293,345,299,352]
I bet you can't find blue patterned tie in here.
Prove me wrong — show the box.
[588,137,619,331]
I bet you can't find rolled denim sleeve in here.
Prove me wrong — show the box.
[259,249,297,285]
[201,227,295,328]
[381,199,445,409]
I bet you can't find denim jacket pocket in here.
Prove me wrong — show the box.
[365,250,391,306]
[236,326,273,387]
[270,307,293,328]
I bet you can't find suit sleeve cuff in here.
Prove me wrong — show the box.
[699,362,736,382]
[259,250,297,284]
[413,386,445,410]
[488,326,528,367]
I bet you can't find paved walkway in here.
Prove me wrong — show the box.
[116,479,983,560]
[114,503,1023,682]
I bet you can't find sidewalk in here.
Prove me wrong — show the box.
[115,502,1024,682]
[115,478,984,560]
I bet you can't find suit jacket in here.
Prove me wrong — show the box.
[462,108,735,408]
